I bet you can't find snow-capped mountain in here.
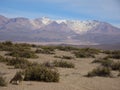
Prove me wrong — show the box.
[0,15,120,45]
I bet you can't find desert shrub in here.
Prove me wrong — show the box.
[103,50,120,59]
[55,46,78,51]
[0,41,31,52]
[111,62,120,70]
[6,57,31,69]
[0,76,7,86]
[93,58,120,71]
[24,66,59,82]
[101,59,113,67]
[31,44,38,47]
[53,60,75,68]
[54,55,61,58]
[92,58,113,67]
[73,48,100,58]
[0,56,39,69]
[35,48,55,54]
[2,41,13,46]
[61,55,74,60]
[40,46,55,51]
[7,50,38,58]
[79,48,101,54]
[108,54,120,59]
[0,55,6,62]
[92,58,104,63]
[54,55,73,60]
[109,50,120,54]
[87,67,111,77]
[103,50,113,54]
[73,51,95,58]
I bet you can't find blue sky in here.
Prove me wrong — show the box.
[0,0,120,28]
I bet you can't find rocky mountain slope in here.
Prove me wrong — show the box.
[0,15,120,45]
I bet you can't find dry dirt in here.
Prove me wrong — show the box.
[0,50,120,90]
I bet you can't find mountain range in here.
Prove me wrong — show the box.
[0,15,120,45]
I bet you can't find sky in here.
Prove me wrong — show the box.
[0,0,120,28]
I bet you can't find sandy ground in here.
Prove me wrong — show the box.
[0,50,120,90]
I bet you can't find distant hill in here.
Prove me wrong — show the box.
[0,15,120,45]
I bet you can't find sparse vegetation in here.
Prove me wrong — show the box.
[111,62,120,70]
[0,76,7,86]
[0,56,32,69]
[0,55,6,62]
[53,60,75,68]
[0,41,120,88]
[73,48,100,58]
[73,51,95,58]
[7,50,38,58]
[103,50,120,59]
[102,50,113,54]
[92,58,120,71]
[108,54,120,59]
[35,48,55,54]
[0,41,38,58]
[24,66,59,82]
[87,67,111,77]
[55,46,78,51]
[6,57,31,69]
[40,46,55,51]
[92,57,113,68]
[0,41,31,52]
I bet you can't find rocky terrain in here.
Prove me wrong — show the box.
[0,15,120,44]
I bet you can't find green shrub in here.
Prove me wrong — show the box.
[0,56,39,69]
[0,41,31,52]
[7,50,38,58]
[73,48,101,58]
[55,46,78,51]
[80,48,101,54]
[53,60,75,68]
[92,58,113,67]
[6,57,31,69]
[24,66,59,82]
[0,76,7,86]
[101,59,113,67]
[73,51,95,58]
[40,46,55,51]
[87,67,111,77]
[93,58,120,71]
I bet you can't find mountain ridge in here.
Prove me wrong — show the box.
[0,15,120,45]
